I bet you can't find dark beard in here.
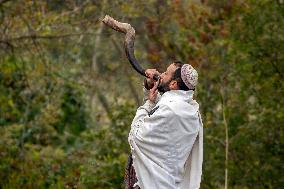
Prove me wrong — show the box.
[157,81,171,93]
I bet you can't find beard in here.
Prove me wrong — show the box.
[157,80,171,93]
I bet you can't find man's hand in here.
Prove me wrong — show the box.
[145,69,160,90]
[149,80,160,104]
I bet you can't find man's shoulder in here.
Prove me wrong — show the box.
[158,97,199,116]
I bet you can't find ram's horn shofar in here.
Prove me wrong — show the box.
[102,15,159,81]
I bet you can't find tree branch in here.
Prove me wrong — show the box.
[2,32,96,42]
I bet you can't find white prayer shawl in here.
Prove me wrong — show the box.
[128,89,203,189]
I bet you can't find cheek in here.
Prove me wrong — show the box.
[160,75,171,84]
[164,75,171,83]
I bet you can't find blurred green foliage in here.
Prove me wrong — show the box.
[0,0,283,188]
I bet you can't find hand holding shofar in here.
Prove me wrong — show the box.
[102,15,159,81]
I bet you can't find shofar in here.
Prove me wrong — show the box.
[102,15,159,81]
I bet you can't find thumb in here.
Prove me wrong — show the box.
[152,79,160,91]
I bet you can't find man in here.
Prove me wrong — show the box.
[125,61,203,189]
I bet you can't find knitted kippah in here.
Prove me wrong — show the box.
[180,64,198,90]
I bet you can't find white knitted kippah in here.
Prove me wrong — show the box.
[180,64,198,90]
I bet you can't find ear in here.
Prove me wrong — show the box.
[169,80,179,90]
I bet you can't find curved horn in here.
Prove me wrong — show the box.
[102,15,159,81]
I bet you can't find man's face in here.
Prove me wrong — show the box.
[157,63,177,93]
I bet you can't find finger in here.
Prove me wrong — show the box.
[145,72,150,78]
[152,70,160,77]
[154,90,158,96]
[150,86,156,93]
[145,69,156,79]
[145,69,151,77]
[154,70,161,76]
[152,79,160,90]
